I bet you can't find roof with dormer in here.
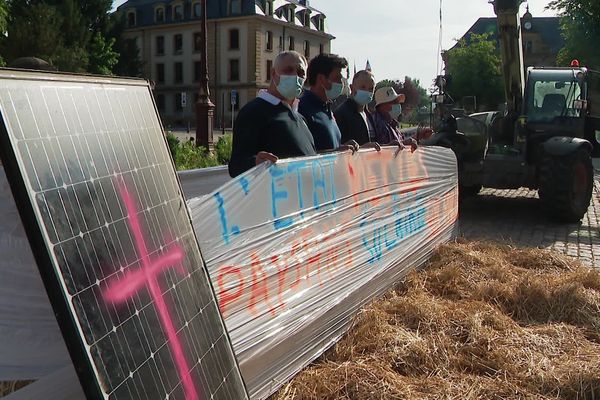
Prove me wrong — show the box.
[447,16,564,54]
[116,0,329,34]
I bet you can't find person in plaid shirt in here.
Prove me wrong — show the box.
[372,86,417,150]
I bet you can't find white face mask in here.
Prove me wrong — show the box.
[276,74,305,100]
[325,81,344,101]
[389,103,402,119]
[354,90,374,106]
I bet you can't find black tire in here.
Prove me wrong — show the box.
[460,184,482,198]
[538,149,594,222]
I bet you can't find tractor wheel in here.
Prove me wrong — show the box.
[538,149,593,222]
[460,184,482,198]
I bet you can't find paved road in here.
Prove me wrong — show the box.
[459,160,600,267]
[179,166,229,199]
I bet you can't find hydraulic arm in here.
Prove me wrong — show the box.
[492,0,526,114]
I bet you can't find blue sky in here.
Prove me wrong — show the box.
[112,0,557,89]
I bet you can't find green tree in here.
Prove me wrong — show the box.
[0,0,7,66]
[401,77,429,110]
[444,33,504,110]
[1,0,118,74]
[548,0,600,69]
[65,0,117,74]
[400,77,430,123]
[2,3,67,67]
[87,32,118,75]
[108,11,144,77]
[375,79,402,94]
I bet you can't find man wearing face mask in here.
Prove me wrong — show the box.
[334,70,377,145]
[298,53,358,152]
[372,86,416,149]
[228,51,316,178]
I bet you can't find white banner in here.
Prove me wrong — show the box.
[189,146,458,399]
[0,167,71,381]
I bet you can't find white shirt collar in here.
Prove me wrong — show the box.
[258,89,300,111]
[258,89,281,105]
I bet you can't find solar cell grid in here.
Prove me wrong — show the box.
[0,70,248,400]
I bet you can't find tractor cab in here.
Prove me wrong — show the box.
[523,67,600,156]
[525,68,585,123]
[523,68,587,139]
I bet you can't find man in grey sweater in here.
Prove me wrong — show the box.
[228,51,316,177]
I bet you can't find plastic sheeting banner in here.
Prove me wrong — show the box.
[0,167,72,381]
[188,146,458,399]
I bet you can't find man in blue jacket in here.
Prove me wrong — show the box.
[298,53,358,153]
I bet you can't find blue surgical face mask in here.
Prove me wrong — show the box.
[354,90,373,106]
[389,103,402,119]
[325,81,344,101]
[277,74,305,100]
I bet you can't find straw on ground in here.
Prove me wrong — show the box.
[272,240,600,400]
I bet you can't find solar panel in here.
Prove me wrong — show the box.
[0,69,248,400]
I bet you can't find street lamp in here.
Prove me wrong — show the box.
[195,0,215,149]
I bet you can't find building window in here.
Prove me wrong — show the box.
[266,60,272,82]
[229,59,240,82]
[175,94,183,111]
[156,36,165,56]
[265,31,273,51]
[304,40,310,58]
[174,34,183,54]
[173,4,184,21]
[229,29,240,50]
[193,32,202,52]
[155,94,165,111]
[319,43,324,54]
[313,16,324,31]
[525,40,533,55]
[194,61,202,82]
[174,62,183,83]
[229,0,241,15]
[288,36,295,51]
[127,11,136,27]
[155,7,165,23]
[156,36,165,55]
[265,0,273,16]
[156,63,165,83]
[192,1,202,18]
[279,36,284,51]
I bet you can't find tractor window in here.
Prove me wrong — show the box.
[527,79,582,122]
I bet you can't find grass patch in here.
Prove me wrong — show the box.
[166,133,232,171]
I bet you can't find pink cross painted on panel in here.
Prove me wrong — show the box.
[103,182,200,400]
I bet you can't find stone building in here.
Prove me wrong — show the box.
[117,0,334,129]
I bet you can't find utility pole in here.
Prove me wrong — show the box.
[195,0,215,149]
